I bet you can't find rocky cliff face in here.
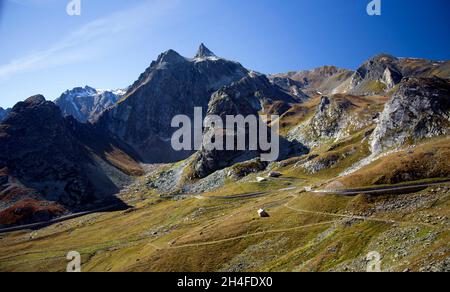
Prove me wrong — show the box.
[287,94,375,148]
[96,44,250,163]
[0,95,139,227]
[55,86,124,123]
[371,77,450,154]
[191,72,308,179]
[0,107,11,123]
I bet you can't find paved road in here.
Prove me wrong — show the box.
[198,191,270,200]
[313,179,450,196]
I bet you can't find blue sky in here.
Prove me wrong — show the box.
[0,0,449,108]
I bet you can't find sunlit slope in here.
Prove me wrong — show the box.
[1,173,448,272]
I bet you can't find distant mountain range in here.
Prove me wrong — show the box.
[0,44,449,228]
[0,87,125,124]
[271,54,450,96]
[54,86,126,123]
[0,107,11,122]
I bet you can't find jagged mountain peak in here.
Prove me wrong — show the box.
[195,43,216,58]
[97,45,250,163]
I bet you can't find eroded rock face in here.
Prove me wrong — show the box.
[310,96,354,139]
[288,95,373,148]
[96,45,249,163]
[371,77,450,154]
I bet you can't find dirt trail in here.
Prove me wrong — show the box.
[283,203,439,229]
[148,220,338,250]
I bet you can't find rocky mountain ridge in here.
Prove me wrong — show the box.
[0,45,449,228]
[273,54,450,97]
[0,95,141,227]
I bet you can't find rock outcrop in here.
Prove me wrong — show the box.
[191,73,308,179]
[371,77,450,154]
[195,43,216,59]
[288,94,374,148]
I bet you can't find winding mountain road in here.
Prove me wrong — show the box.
[312,179,450,196]
[2,179,449,270]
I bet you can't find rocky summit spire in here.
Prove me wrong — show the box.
[195,43,216,58]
